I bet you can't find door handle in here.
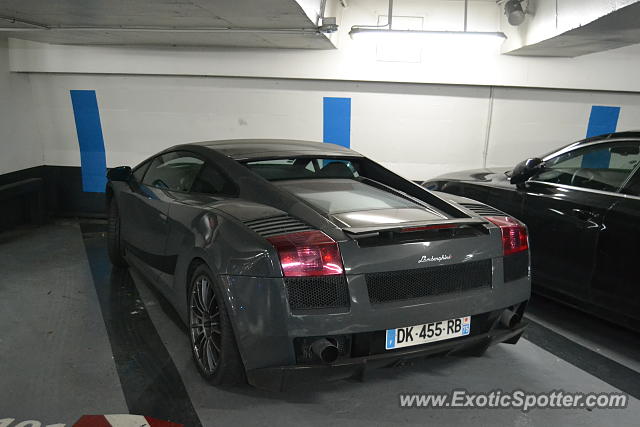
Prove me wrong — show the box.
[572,208,598,221]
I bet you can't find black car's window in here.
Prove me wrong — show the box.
[621,166,640,196]
[191,164,237,196]
[142,152,204,192]
[624,180,640,197]
[245,158,360,181]
[534,141,640,192]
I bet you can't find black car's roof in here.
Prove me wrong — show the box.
[190,139,361,161]
[578,131,640,144]
[540,130,640,160]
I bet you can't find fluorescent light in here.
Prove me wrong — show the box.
[348,28,506,54]
[349,28,506,41]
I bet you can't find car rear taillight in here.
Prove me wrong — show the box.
[485,216,528,256]
[267,230,344,277]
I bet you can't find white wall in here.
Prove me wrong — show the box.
[487,88,640,166]
[24,72,640,181]
[0,37,42,174]
[6,0,640,180]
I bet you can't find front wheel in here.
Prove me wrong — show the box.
[189,264,245,385]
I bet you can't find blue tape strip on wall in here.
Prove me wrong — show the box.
[70,90,108,193]
[582,105,621,169]
[323,97,352,149]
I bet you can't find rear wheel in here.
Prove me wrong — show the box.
[189,264,245,385]
[107,200,127,267]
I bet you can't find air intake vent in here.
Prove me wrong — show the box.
[243,215,314,237]
[285,276,350,313]
[458,202,505,217]
[366,259,492,304]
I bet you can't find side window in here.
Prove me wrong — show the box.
[142,152,204,192]
[535,141,640,192]
[622,168,640,196]
[132,160,151,183]
[191,165,237,196]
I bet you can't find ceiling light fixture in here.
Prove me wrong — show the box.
[349,0,506,42]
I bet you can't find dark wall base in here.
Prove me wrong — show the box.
[42,166,107,217]
[0,166,106,231]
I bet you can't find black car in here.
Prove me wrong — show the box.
[422,131,640,330]
[106,139,530,390]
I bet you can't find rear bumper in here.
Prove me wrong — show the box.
[219,272,530,374]
[246,319,527,391]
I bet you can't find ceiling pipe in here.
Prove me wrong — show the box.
[351,0,394,30]
[318,0,328,26]
[0,15,48,29]
[464,0,468,32]
[0,25,331,35]
[0,17,335,35]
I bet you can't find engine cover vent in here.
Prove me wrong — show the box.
[458,202,505,217]
[243,215,314,237]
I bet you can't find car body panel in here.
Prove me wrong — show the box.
[593,198,640,317]
[338,233,501,275]
[422,132,640,329]
[194,139,358,161]
[219,273,530,372]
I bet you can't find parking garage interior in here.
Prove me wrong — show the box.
[1,1,640,426]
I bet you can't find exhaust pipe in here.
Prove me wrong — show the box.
[310,338,339,364]
[500,309,521,329]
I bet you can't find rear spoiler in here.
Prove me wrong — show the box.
[341,218,488,236]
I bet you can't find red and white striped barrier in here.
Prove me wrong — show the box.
[73,415,183,427]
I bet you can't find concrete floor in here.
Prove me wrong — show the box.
[1,221,638,426]
[0,222,127,425]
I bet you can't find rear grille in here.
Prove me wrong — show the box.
[284,276,350,312]
[366,259,492,304]
[243,215,314,237]
[458,202,505,216]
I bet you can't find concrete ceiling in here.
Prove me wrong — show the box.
[507,2,640,57]
[502,0,640,57]
[0,0,334,49]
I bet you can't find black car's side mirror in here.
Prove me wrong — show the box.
[510,158,544,185]
[107,166,132,182]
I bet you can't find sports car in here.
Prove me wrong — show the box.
[106,139,530,390]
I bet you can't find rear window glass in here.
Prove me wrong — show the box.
[244,158,360,181]
[275,179,419,214]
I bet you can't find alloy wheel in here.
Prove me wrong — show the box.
[190,275,222,375]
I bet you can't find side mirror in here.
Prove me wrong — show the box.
[510,158,544,185]
[107,166,132,182]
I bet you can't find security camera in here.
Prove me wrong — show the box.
[504,0,526,26]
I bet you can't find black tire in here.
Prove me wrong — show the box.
[107,200,127,267]
[188,264,245,385]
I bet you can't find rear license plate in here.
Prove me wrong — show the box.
[385,316,471,350]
